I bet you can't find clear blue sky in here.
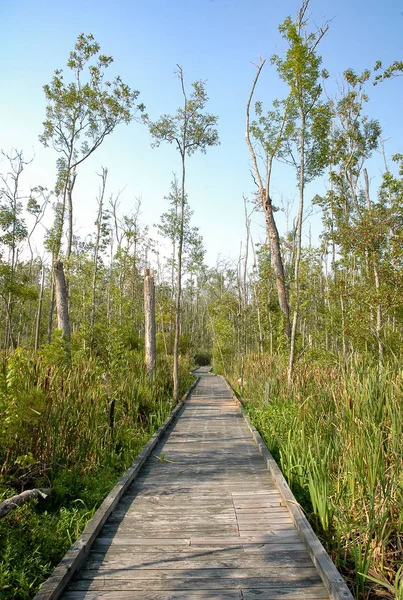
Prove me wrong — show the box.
[1,0,402,267]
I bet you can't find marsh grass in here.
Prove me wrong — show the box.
[0,344,193,599]
[224,353,403,599]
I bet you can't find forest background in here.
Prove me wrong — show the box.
[1,1,403,599]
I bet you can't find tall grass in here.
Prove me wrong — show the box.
[223,353,403,599]
[0,342,193,599]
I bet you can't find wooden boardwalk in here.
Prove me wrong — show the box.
[39,368,353,600]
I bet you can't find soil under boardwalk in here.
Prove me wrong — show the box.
[63,367,331,600]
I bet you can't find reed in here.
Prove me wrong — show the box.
[224,353,403,599]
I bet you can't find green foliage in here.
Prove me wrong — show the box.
[194,349,211,366]
[227,353,403,598]
[40,33,144,192]
[0,346,194,599]
[148,68,219,158]
[0,495,94,600]
[270,4,332,183]
[157,176,205,275]
[374,59,403,84]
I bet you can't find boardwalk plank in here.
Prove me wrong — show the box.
[64,592,242,600]
[69,576,323,591]
[85,557,314,570]
[76,566,321,580]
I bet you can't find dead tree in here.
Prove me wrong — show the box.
[144,269,156,377]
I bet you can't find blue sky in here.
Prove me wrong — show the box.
[1,0,402,267]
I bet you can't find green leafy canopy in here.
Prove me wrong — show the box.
[40,33,144,191]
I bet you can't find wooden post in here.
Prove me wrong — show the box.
[144,269,156,377]
[53,260,71,351]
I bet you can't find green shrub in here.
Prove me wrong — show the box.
[194,349,212,366]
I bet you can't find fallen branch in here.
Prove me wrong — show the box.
[0,488,51,519]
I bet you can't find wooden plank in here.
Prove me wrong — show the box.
[64,592,242,600]
[189,533,300,545]
[102,522,238,531]
[235,512,294,525]
[90,542,308,555]
[242,588,329,600]
[69,576,323,591]
[76,566,320,580]
[84,557,314,570]
[96,537,191,546]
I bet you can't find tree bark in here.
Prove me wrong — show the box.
[66,169,77,260]
[363,168,383,363]
[53,260,71,350]
[173,153,186,402]
[144,269,156,377]
[0,488,50,519]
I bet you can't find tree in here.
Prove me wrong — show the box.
[315,69,382,361]
[0,151,30,348]
[148,66,219,401]
[157,176,205,353]
[40,32,143,260]
[40,32,144,342]
[246,61,292,341]
[271,0,331,389]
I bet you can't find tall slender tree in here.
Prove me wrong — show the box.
[271,0,331,389]
[149,66,219,401]
[40,32,143,342]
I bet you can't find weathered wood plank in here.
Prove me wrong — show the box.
[90,542,308,555]
[85,557,314,570]
[242,589,330,599]
[69,576,324,591]
[75,566,320,580]
[96,537,191,546]
[64,591,242,600]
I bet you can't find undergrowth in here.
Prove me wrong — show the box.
[0,341,193,599]
[222,353,403,600]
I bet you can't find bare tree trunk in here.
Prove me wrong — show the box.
[0,488,50,519]
[66,170,77,261]
[35,267,45,351]
[47,278,55,343]
[144,269,156,377]
[363,168,383,363]
[340,294,347,367]
[3,295,16,350]
[173,154,186,402]
[250,234,264,354]
[53,260,71,351]
[287,118,305,392]
[91,168,108,346]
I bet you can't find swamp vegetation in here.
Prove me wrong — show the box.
[1,2,403,598]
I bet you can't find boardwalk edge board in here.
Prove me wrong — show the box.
[222,375,355,600]
[33,374,201,600]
